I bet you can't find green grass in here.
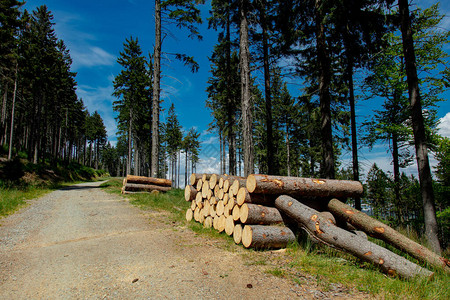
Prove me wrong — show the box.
[102,178,450,300]
[0,157,109,217]
[0,186,51,217]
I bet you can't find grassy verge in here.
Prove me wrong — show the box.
[102,178,450,299]
[0,186,51,217]
[0,158,108,217]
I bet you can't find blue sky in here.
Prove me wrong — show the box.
[23,0,450,181]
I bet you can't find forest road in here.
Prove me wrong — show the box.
[0,181,318,299]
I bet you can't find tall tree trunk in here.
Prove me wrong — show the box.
[399,0,441,254]
[8,65,18,160]
[151,0,162,178]
[286,122,291,177]
[240,0,254,176]
[226,11,236,176]
[315,0,335,179]
[347,62,360,210]
[259,1,274,175]
[1,82,9,145]
[128,110,133,175]
[185,150,188,186]
[392,132,402,224]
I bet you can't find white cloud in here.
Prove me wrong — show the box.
[71,47,115,69]
[438,112,450,138]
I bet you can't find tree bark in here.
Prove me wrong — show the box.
[7,64,18,160]
[239,203,284,225]
[327,198,450,273]
[151,0,162,178]
[124,183,171,193]
[240,0,254,176]
[275,195,433,279]
[242,225,295,249]
[347,62,360,210]
[398,0,441,254]
[236,187,275,206]
[315,0,335,179]
[260,1,274,175]
[246,174,363,198]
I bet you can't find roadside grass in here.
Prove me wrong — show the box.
[103,178,450,300]
[0,186,50,217]
[0,158,109,217]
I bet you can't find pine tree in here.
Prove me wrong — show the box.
[113,36,152,175]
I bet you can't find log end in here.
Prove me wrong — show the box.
[240,203,249,224]
[242,225,253,248]
[246,174,257,193]
[189,173,197,186]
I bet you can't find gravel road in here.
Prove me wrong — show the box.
[0,181,365,299]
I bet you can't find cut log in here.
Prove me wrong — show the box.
[190,173,202,186]
[236,187,276,206]
[185,185,197,201]
[225,216,235,236]
[204,216,213,228]
[203,201,211,217]
[232,204,241,221]
[196,179,203,191]
[242,225,295,249]
[209,173,218,189]
[217,188,224,200]
[201,181,209,198]
[327,198,450,273]
[124,183,171,193]
[195,192,203,206]
[190,200,196,211]
[214,185,220,198]
[206,188,213,200]
[275,195,433,279]
[216,201,225,216]
[186,208,193,221]
[223,180,230,193]
[202,173,213,182]
[209,204,217,218]
[229,177,247,196]
[223,193,229,206]
[246,174,363,198]
[194,207,200,222]
[213,215,219,230]
[217,215,226,232]
[319,211,336,225]
[198,210,205,224]
[226,198,237,213]
[233,224,243,244]
[126,175,172,187]
[240,203,284,225]
[209,196,217,205]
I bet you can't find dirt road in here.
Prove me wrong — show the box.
[0,181,362,299]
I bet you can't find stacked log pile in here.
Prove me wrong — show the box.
[185,173,450,279]
[122,174,172,194]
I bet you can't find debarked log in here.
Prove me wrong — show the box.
[246,174,363,198]
[126,175,172,187]
[275,195,433,279]
[239,203,284,225]
[327,198,450,273]
[124,183,171,193]
[242,225,295,249]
